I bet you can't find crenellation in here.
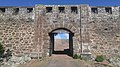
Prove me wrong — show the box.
[42,5,80,15]
[0,7,34,16]
[0,8,5,13]
[90,6,120,20]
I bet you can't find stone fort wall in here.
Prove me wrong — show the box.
[0,7,35,57]
[89,6,120,58]
[0,5,120,58]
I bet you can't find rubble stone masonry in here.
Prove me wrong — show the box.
[0,4,120,58]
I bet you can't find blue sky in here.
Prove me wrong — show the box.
[55,33,69,39]
[0,0,120,6]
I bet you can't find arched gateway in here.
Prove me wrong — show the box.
[34,5,91,58]
[49,28,74,57]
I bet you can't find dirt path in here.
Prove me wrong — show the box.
[44,59,80,67]
[19,54,91,67]
[43,54,80,67]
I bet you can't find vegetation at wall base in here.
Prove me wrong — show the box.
[0,42,5,56]
[73,54,82,59]
[95,55,105,62]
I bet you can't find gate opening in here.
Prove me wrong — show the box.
[54,33,69,54]
[49,28,74,57]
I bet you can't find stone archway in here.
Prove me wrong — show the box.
[49,28,74,57]
[35,8,81,58]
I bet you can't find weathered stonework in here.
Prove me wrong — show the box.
[0,5,120,59]
[0,7,35,57]
[89,6,120,58]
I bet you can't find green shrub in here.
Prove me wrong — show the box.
[73,54,82,59]
[0,42,4,55]
[78,55,82,60]
[73,54,78,59]
[95,55,105,62]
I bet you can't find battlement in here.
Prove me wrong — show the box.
[0,5,119,16]
[91,6,120,14]
[35,5,120,15]
[0,6,35,15]
[0,6,35,23]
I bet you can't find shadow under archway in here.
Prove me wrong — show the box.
[49,28,74,57]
